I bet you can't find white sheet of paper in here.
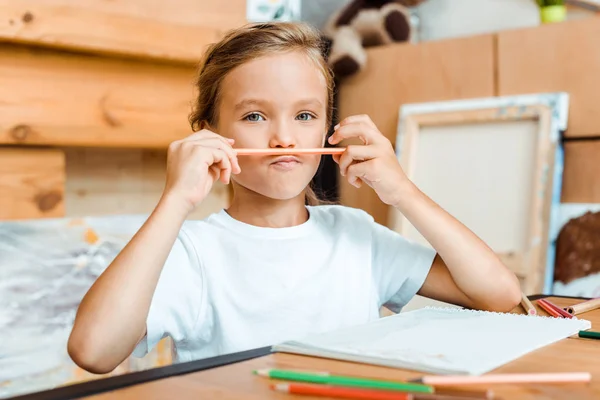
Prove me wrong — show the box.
[273,307,590,375]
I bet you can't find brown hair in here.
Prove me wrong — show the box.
[189,22,336,206]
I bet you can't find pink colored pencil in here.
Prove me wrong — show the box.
[537,299,563,318]
[418,372,591,386]
[234,148,345,156]
[540,299,574,319]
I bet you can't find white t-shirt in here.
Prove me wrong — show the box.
[133,205,436,363]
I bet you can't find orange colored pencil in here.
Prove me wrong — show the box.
[418,372,591,386]
[537,299,563,318]
[271,382,410,400]
[234,147,345,156]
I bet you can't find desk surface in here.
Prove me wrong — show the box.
[14,296,600,400]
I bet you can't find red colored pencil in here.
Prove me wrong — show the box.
[235,147,345,156]
[270,383,488,400]
[271,382,411,400]
[540,299,574,319]
[537,299,563,318]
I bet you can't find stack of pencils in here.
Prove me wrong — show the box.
[521,295,600,339]
[254,369,591,400]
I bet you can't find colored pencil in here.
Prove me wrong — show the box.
[414,372,592,386]
[254,369,433,393]
[520,293,536,315]
[537,299,563,318]
[566,298,600,315]
[434,387,494,399]
[271,382,488,400]
[579,330,600,340]
[271,382,410,400]
[540,299,573,319]
[235,147,345,156]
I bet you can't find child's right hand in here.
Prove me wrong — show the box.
[162,130,241,214]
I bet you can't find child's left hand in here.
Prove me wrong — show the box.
[329,114,411,207]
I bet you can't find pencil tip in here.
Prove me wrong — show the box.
[254,369,269,377]
[271,383,289,392]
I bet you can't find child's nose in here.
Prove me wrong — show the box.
[268,120,296,148]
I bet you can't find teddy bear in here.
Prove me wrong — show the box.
[323,0,425,78]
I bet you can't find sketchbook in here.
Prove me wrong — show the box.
[272,307,591,376]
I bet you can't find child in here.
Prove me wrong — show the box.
[68,22,521,374]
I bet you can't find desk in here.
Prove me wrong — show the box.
[12,296,600,400]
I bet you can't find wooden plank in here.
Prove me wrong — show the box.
[498,16,600,138]
[0,147,65,220]
[0,0,245,64]
[85,297,600,400]
[337,35,495,225]
[64,148,230,220]
[0,44,195,148]
[562,140,600,202]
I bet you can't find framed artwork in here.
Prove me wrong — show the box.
[391,93,569,294]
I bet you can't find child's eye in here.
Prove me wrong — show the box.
[296,112,315,121]
[244,113,264,122]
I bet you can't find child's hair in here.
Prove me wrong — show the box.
[188,22,335,206]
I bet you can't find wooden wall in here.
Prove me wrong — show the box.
[338,16,600,225]
[0,0,244,63]
[0,148,65,219]
[563,141,600,203]
[0,0,244,221]
[64,148,229,220]
[0,44,195,148]
[497,17,600,138]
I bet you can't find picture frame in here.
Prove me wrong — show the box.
[390,93,569,294]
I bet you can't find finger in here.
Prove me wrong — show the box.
[190,137,240,175]
[334,114,376,131]
[347,160,376,189]
[212,149,232,184]
[329,122,382,146]
[332,153,341,164]
[184,130,236,152]
[183,129,220,141]
[205,137,240,173]
[193,137,236,158]
[338,145,378,176]
[200,147,232,184]
[208,164,221,183]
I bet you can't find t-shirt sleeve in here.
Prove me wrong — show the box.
[132,228,206,358]
[370,220,436,313]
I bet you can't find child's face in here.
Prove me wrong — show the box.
[217,51,328,201]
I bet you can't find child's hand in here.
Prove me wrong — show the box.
[163,130,241,213]
[329,115,410,207]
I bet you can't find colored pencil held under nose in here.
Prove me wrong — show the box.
[234,147,346,156]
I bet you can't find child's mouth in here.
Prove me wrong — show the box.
[270,156,301,170]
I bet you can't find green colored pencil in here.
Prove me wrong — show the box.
[253,368,434,393]
[579,330,600,340]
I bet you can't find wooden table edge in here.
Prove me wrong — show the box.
[8,294,591,400]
